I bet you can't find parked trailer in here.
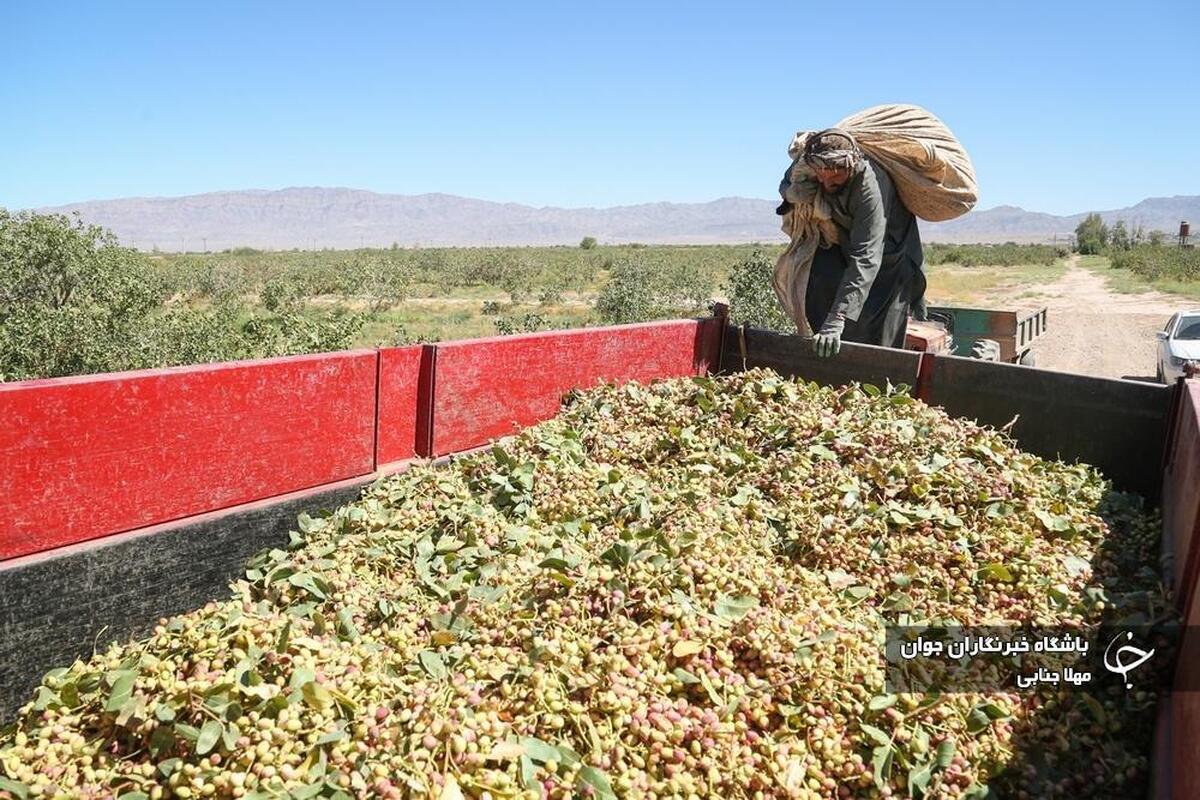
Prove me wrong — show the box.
[1,311,1198,797]
[906,306,1048,365]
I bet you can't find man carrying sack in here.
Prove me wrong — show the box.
[781,129,926,357]
[772,105,977,358]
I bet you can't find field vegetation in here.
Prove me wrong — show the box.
[3,210,1089,382]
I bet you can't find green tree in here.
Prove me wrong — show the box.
[726,249,792,332]
[1074,213,1109,255]
[1109,220,1131,251]
[595,258,656,324]
[0,210,368,382]
[1148,230,1167,247]
[579,236,597,250]
[0,210,165,380]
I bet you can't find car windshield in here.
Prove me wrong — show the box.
[1176,317,1200,341]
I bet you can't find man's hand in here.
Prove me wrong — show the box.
[814,314,845,358]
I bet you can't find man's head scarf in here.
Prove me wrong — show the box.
[802,128,862,172]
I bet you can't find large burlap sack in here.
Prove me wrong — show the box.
[773,104,976,335]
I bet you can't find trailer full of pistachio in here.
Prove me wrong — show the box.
[0,370,1169,799]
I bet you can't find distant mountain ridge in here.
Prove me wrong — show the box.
[31,188,1199,250]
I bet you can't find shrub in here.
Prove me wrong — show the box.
[493,312,549,335]
[0,210,165,380]
[726,249,792,331]
[595,258,657,324]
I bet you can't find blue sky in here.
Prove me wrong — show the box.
[2,0,1196,216]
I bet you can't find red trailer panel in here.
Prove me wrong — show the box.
[429,319,721,456]
[375,345,435,466]
[0,351,378,561]
[1165,382,1200,617]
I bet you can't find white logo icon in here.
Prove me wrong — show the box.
[1103,631,1155,689]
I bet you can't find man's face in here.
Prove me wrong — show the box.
[813,165,852,194]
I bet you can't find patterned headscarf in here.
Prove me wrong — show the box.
[802,128,862,172]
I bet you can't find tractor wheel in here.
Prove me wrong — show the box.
[970,339,1001,361]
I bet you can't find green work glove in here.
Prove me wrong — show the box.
[814,314,845,358]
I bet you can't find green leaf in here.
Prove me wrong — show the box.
[105,669,137,712]
[289,782,325,799]
[698,670,724,707]
[977,562,1014,583]
[290,666,316,690]
[267,565,297,583]
[860,723,892,747]
[335,608,360,642]
[577,765,618,800]
[418,650,448,680]
[672,668,700,684]
[966,701,1013,737]
[116,793,148,800]
[714,594,759,621]
[908,762,933,796]
[222,724,240,752]
[935,738,957,768]
[868,694,897,711]
[175,723,201,744]
[600,542,634,568]
[808,444,837,461]
[519,755,537,789]
[288,572,328,600]
[301,681,334,711]
[1062,554,1090,576]
[317,728,347,745]
[196,719,223,755]
[520,737,561,764]
[275,621,292,654]
[871,744,893,789]
[0,777,31,799]
[1034,508,1072,533]
[844,585,872,601]
[157,758,183,778]
[148,725,176,758]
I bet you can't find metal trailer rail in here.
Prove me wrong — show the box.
[2,311,1198,796]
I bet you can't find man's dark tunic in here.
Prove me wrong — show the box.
[802,157,927,348]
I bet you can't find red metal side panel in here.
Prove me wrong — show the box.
[1171,586,1200,799]
[431,320,717,456]
[375,345,435,466]
[1165,382,1200,615]
[0,351,378,561]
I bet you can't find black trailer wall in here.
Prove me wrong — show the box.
[0,480,371,722]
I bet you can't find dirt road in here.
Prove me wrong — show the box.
[989,259,1189,381]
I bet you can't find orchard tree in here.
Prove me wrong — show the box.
[0,210,164,380]
[1109,220,1131,251]
[1074,213,1109,255]
[726,249,792,332]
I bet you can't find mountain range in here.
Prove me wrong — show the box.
[32,189,1198,250]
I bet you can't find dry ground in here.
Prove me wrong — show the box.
[935,257,1193,382]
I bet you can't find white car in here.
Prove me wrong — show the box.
[1157,311,1200,382]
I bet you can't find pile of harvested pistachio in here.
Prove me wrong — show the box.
[0,370,1168,799]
